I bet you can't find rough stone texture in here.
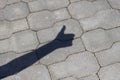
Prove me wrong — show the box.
[95,42,120,66]
[28,11,55,31]
[11,19,29,33]
[79,74,99,80]
[40,38,85,65]
[37,28,55,43]
[10,30,39,53]
[0,39,12,53]
[4,2,29,20]
[98,63,120,80]
[68,0,110,19]
[108,0,120,9]
[7,0,21,4]
[0,21,12,39]
[53,19,83,40]
[28,0,69,11]
[53,8,71,22]
[80,9,120,31]
[107,27,120,42]
[0,0,7,9]
[82,29,113,52]
[48,51,99,80]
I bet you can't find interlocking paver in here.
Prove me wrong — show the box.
[68,0,110,19]
[28,0,69,12]
[95,42,120,66]
[28,11,55,31]
[108,0,120,9]
[53,19,83,40]
[4,2,29,20]
[79,74,99,80]
[53,8,71,22]
[82,29,113,52]
[98,63,120,80]
[107,27,120,42]
[40,38,85,65]
[0,21,12,40]
[11,19,29,33]
[10,30,39,53]
[0,39,12,53]
[0,0,7,9]
[80,9,120,31]
[48,51,99,80]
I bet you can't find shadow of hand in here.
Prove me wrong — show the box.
[54,25,75,48]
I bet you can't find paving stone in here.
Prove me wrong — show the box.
[68,0,110,19]
[95,42,120,66]
[80,9,120,31]
[0,21,12,39]
[40,38,85,65]
[53,19,83,40]
[1,74,19,80]
[28,11,55,31]
[48,51,99,80]
[4,2,29,20]
[16,65,51,80]
[37,28,55,43]
[0,39,12,53]
[45,0,69,10]
[82,29,113,52]
[53,8,71,22]
[107,27,120,42]
[10,30,39,53]
[28,0,47,12]
[98,63,120,80]
[108,0,120,9]
[11,19,29,33]
[79,74,99,80]
[70,0,95,3]
[61,77,77,80]
[7,0,21,4]
[0,0,7,9]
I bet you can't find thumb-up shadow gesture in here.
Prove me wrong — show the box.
[54,25,75,48]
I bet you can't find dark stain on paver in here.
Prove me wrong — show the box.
[0,26,74,79]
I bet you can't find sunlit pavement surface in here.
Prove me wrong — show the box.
[0,0,120,80]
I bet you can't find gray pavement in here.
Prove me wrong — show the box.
[0,0,120,80]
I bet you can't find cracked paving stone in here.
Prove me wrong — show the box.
[68,0,110,19]
[4,2,29,20]
[95,42,120,67]
[0,21,12,40]
[39,38,85,65]
[28,0,69,11]
[78,74,99,80]
[0,39,12,53]
[108,0,120,9]
[80,9,120,31]
[11,19,29,33]
[2,65,51,80]
[0,0,7,9]
[82,29,113,52]
[7,0,21,4]
[28,11,55,31]
[10,30,39,53]
[107,27,120,42]
[98,63,120,80]
[53,19,83,40]
[48,51,99,80]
